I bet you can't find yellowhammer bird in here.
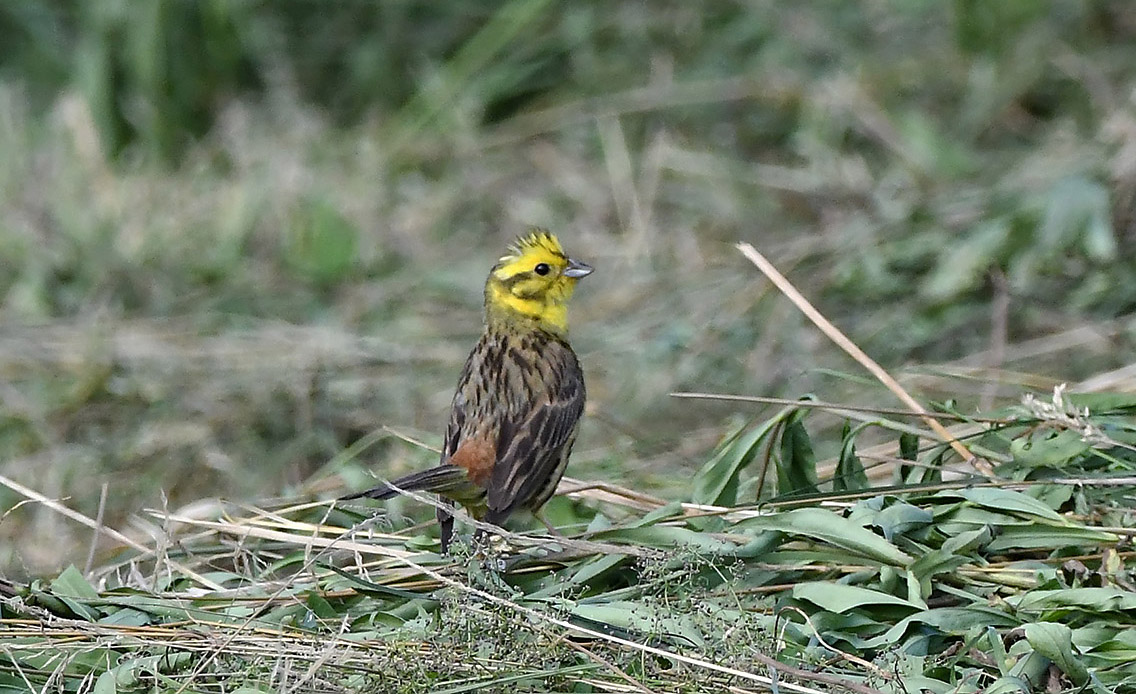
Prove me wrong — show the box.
[343,229,592,552]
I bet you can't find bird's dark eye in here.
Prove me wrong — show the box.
[534,263,551,276]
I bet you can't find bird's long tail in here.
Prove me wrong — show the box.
[340,465,472,501]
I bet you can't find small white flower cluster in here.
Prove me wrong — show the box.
[1020,383,1110,447]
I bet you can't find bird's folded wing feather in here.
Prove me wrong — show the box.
[486,359,584,516]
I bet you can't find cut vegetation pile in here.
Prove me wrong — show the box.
[2,385,1134,693]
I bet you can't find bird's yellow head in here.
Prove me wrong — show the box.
[485,229,593,336]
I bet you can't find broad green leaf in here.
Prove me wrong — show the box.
[1066,392,1136,413]
[1010,430,1090,468]
[1070,624,1118,651]
[1023,622,1089,684]
[1003,650,1056,693]
[898,431,919,483]
[561,554,628,586]
[94,671,117,694]
[905,570,927,607]
[98,607,152,626]
[51,565,99,599]
[737,508,912,566]
[322,565,423,600]
[983,674,1039,694]
[796,611,892,650]
[986,625,1011,674]
[870,606,1020,648]
[833,421,870,491]
[899,432,919,461]
[1084,629,1136,665]
[873,501,933,541]
[937,506,1031,527]
[110,652,192,687]
[909,554,971,586]
[944,487,1069,523]
[888,676,962,694]
[31,583,100,621]
[941,525,994,554]
[1009,587,1136,613]
[793,582,919,612]
[777,414,819,496]
[635,501,686,526]
[691,413,785,506]
[1023,483,1072,512]
[305,590,337,620]
[572,601,706,647]
[733,530,784,559]
[985,525,1118,552]
[920,445,947,484]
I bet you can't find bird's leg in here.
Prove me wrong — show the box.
[436,499,455,554]
[535,510,564,538]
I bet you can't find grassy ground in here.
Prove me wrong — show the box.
[2,3,1136,691]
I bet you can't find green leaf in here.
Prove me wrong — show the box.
[571,601,706,647]
[793,582,919,612]
[776,414,819,496]
[305,590,337,620]
[527,553,629,599]
[1010,430,1091,468]
[1083,628,1136,665]
[691,413,784,506]
[985,525,1118,552]
[867,606,1020,648]
[944,487,1069,523]
[1009,587,1136,613]
[941,525,994,554]
[908,549,969,584]
[873,501,934,542]
[51,565,99,599]
[429,665,597,694]
[94,671,117,694]
[737,508,912,566]
[98,607,153,626]
[1023,622,1089,684]
[833,421,870,491]
[898,431,919,482]
[919,445,946,484]
[899,432,918,461]
[322,565,427,600]
[1065,392,1136,414]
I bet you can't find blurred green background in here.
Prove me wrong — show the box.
[2,0,1135,577]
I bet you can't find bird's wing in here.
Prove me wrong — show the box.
[486,344,585,518]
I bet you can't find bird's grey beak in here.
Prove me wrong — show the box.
[563,258,593,278]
